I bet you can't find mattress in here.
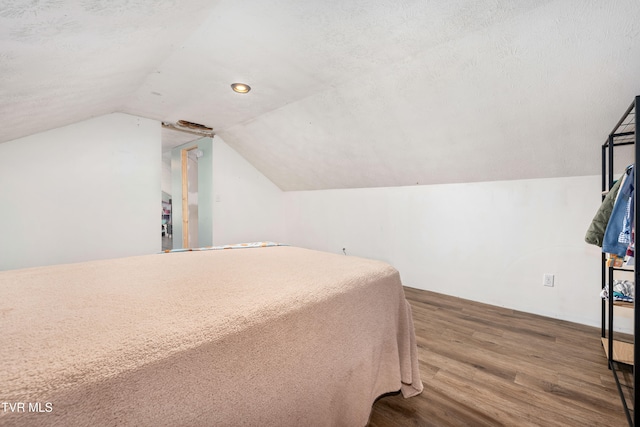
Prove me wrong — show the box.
[0,245,422,426]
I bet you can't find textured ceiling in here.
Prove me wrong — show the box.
[2,0,640,190]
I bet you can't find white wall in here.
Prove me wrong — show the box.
[283,176,607,328]
[0,113,160,270]
[161,162,172,195]
[0,112,613,329]
[211,136,285,245]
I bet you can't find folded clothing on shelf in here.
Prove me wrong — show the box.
[600,280,635,302]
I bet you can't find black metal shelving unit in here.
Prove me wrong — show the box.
[601,96,638,426]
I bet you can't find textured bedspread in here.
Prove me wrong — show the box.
[0,246,422,426]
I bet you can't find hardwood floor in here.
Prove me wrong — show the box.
[367,287,629,427]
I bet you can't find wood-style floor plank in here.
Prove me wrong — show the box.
[368,287,628,427]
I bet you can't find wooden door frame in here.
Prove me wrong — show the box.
[181,146,198,248]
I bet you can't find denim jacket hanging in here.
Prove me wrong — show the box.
[603,165,635,257]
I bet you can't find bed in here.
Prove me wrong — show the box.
[0,244,422,426]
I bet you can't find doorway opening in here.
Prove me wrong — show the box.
[167,135,212,250]
[161,192,172,251]
[162,120,213,252]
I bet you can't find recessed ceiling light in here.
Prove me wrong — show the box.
[231,83,251,93]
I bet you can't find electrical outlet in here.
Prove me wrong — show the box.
[543,274,555,287]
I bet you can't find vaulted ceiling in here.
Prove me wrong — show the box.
[2,0,640,190]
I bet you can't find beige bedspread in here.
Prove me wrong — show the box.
[0,246,422,426]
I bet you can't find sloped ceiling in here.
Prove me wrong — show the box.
[2,0,640,190]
